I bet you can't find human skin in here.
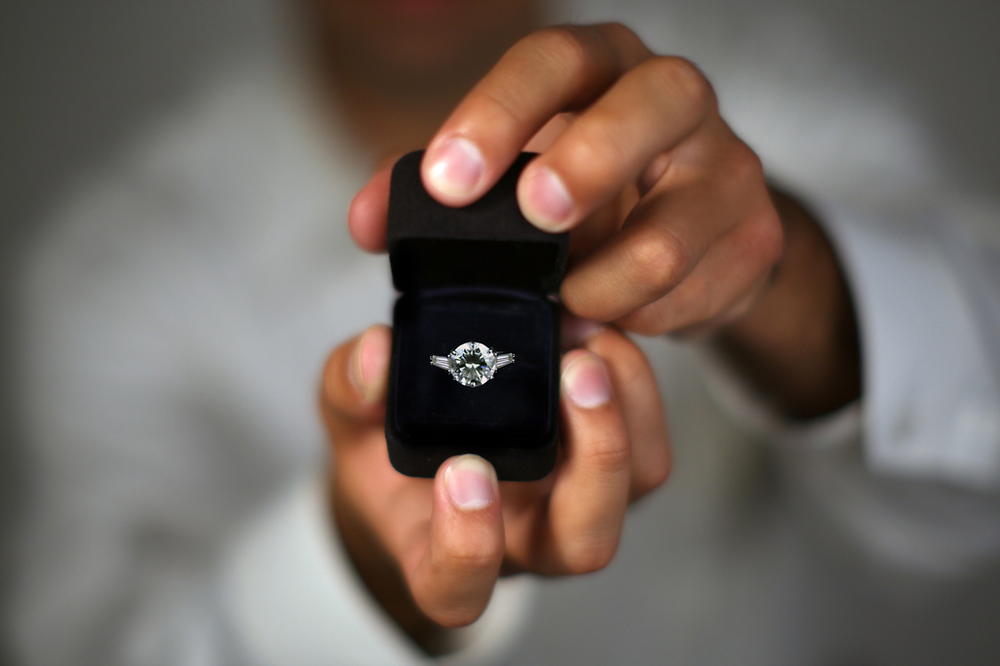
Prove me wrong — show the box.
[315,3,860,651]
[324,322,670,650]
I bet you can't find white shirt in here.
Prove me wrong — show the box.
[12,2,1000,664]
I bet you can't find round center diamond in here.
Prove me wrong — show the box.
[448,342,498,387]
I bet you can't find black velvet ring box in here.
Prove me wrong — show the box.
[385,151,569,481]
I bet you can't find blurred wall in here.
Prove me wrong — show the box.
[1,0,997,243]
[801,0,1000,194]
[1,0,275,239]
[0,3,276,663]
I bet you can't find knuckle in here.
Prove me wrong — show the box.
[724,142,765,188]
[583,431,631,474]
[562,114,627,171]
[646,56,715,114]
[598,21,640,44]
[747,206,785,266]
[529,25,594,80]
[562,538,618,575]
[439,539,502,573]
[477,85,528,129]
[423,602,485,629]
[596,22,646,60]
[611,346,648,386]
[624,230,691,295]
[634,452,672,496]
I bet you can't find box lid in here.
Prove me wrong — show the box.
[387,150,570,294]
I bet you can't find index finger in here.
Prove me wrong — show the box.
[420,23,650,207]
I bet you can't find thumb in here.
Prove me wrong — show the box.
[405,455,505,628]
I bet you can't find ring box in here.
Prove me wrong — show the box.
[385,151,569,481]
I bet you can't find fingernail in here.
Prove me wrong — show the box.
[520,166,574,231]
[445,455,497,511]
[562,353,612,409]
[427,137,485,198]
[349,327,390,403]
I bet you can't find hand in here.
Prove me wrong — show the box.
[322,322,669,648]
[351,22,781,335]
[350,23,859,417]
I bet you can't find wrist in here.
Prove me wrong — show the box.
[712,188,861,419]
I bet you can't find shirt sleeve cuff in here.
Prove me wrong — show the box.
[218,474,536,666]
[698,203,1000,490]
[819,206,1000,490]
[696,345,862,451]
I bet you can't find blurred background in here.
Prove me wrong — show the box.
[3,0,998,246]
[1,0,998,663]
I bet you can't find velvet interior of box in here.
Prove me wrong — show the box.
[385,151,568,480]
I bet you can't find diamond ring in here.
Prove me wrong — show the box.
[430,341,515,387]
